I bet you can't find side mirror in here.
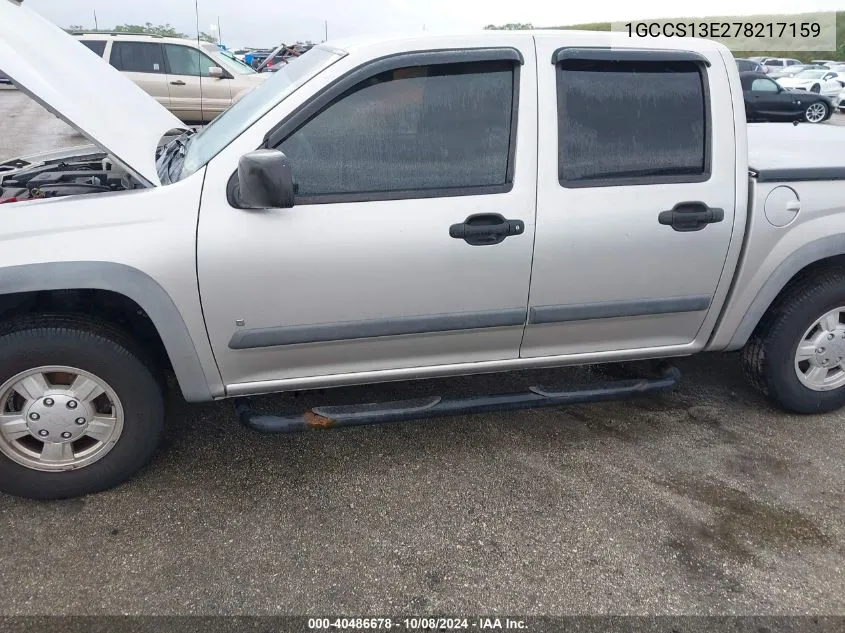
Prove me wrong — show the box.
[228,149,295,209]
[209,66,224,78]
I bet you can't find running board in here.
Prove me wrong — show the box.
[234,365,681,434]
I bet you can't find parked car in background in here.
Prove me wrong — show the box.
[766,63,823,79]
[74,32,268,123]
[255,43,314,72]
[0,69,10,84]
[742,71,832,123]
[776,68,845,98]
[761,57,802,73]
[811,59,840,67]
[735,58,764,73]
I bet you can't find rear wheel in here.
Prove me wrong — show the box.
[743,269,845,413]
[805,101,828,123]
[0,316,164,499]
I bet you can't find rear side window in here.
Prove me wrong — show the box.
[278,60,516,199]
[79,40,106,57]
[110,42,165,74]
[556,58,708,186]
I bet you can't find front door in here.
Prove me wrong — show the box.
[521,37,738,359]
[748,76,801,118]
[163,44,231,122]
[197,44,538,388]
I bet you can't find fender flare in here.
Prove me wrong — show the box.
[0,261,214,401]
[725,234,845,350]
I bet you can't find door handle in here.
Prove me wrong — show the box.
[449,213,524,246]
[658,202,724,232]
[170,80,186,86]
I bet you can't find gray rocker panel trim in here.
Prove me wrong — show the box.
[0,262,213,401]
[725,234,845,350]
[229,308,528,349]
[529,296,712,325]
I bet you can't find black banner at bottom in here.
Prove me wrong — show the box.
[0,616,843,633]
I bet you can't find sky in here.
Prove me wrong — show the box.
[26,0,845,49]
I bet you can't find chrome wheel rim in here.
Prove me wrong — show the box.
[806,103,826,122]
[0,366,124,472]
[794,308,845,391]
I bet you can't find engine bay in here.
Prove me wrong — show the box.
[0,153,140,204]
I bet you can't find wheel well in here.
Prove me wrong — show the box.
[759,255,845,323]
[0,289,172,376]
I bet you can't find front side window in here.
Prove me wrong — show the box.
[164,44,215,77]
[751,78,780,92]
[181,46,344,178]
[110,42,165,74]
[557,59,707,185]
[201,44,256,75]
[277,60,515,198]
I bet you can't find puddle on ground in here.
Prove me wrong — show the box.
[654,474,830,563]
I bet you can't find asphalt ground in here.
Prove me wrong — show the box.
[0,87,843,617]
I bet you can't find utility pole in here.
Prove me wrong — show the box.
[217,16,222,43]
[324,20,328,42]
[93,9,99,30]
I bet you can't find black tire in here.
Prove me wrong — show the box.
[743,268,845,414]
[0,315,164,500]
[810,83,821,93]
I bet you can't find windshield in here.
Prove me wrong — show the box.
[795,70,827,78]
[202,44,256,75]
[181,46,345,178]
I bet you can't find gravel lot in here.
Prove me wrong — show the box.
[0,87,844,617]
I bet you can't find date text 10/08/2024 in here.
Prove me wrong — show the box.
[307,618,528,630]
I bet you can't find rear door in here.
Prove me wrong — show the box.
[108,41,171,110]
[162,44,232,122]
[522,37,738,359]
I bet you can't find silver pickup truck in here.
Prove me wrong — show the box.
[2,1,845,499]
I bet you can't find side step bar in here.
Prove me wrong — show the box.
[234,365,681,434]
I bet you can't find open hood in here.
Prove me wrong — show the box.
[0,0,188,186]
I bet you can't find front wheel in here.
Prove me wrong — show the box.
[805,101,828,123]
[0,316,164,499]
[743,269,845,413]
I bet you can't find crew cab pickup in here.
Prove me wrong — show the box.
[2,1,845,499]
